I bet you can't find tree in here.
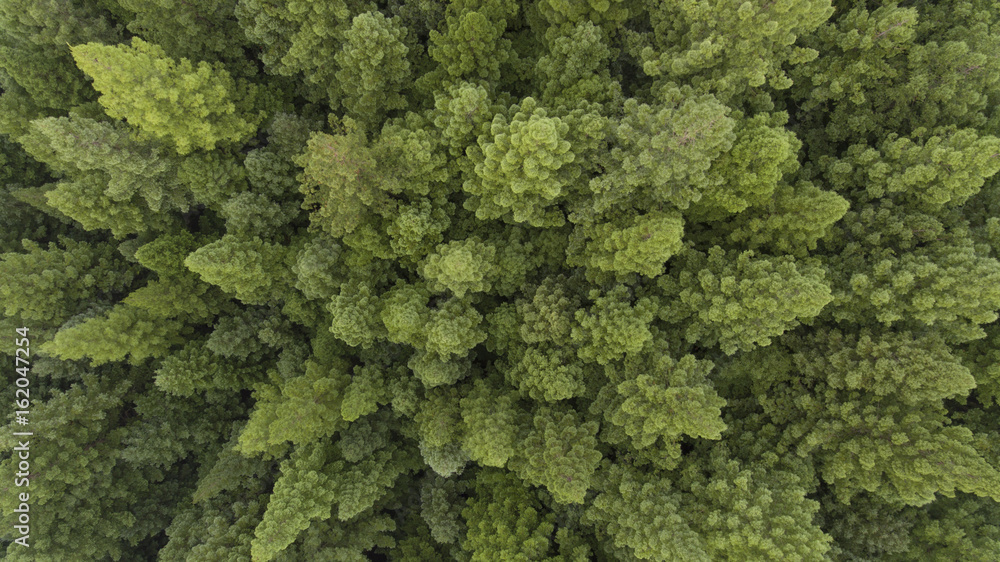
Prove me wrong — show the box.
[334,11,411,130]
[0,236,136,329]
[657,246,833,355]
[461,468,558,561]
[463,97,579,227]
[70,37,260,154]
[114,0,249,64]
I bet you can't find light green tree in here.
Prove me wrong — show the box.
[70,37,260,154]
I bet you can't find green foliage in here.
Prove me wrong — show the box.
[295,130,387,237]
[248,412,407,560]
[658,246,833,355]
[161,497,266,561]
[250,441,339,561]
[0,44,95,111]
[387,198,451,263]
[510,406,602,504]
[0,370,191,560]
[959,323,1000,406]
[155,339,262,396]
[824,212,1000,342]
[427,0,518,84]
[420,474,467,544]
[0,0,120,113]
[505,343,590,402]
[689,111,802,221]
[567,209,685,279]
[116,0,248,63]
[292,232,345,301]
[234,0,371,106]
[588,88,737,213]
[571,284,657,365]
[420,238,496,298]
[535,21,620,107]
[818,493,915,560]
[0,236,135,326]
[790,1,1000,147]
[237,357,351,457]
[271,509,397,562]
[408,349,471,388]
[335,11,411,129]
[18,115,188,234]
[892,493,1000,561]
[583,462,709,561]
[717,180,850,258]
[537,0,631,27]
[464,97,579,227]
[341,362,395,422]
[423,296,488,359]
[593,347,726,456]
[184,234,286,305]
[678,444,833,560]
[461,468,558,560]
[414,385,468,476]
[0,0,120,48]
[824,126,1000,211]
[40,303,189,365]
[70,37,259,154]
[460,376,525,467]
[795,329,977,405]
[0,184,65,256]
[741,331,1000,507]
[638,0,834,105]
[176,150,249,207]
[328,278,388,348]
[4,1,1000,559]
[431,80,495,157]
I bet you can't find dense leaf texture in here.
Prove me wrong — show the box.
[1,0,1000,560]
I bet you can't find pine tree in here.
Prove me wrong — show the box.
[334,11,411,130]
[0,236,136,328]
[70,37,260,154]
[657,246,833,355]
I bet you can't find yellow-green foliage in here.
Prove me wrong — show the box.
[70,38,259,154]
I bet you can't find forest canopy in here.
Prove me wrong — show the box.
[1,0,1000,560]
